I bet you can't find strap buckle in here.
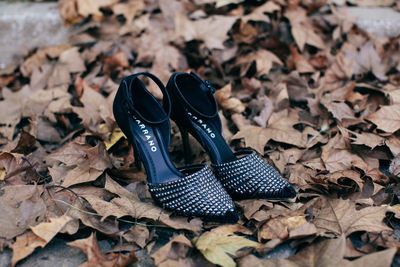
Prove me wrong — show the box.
[204,80,215,94]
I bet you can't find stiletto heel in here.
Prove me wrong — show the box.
[166,72,296,200]
[113,72,238,222]
[132,143,142,170]
[178,126,192,164]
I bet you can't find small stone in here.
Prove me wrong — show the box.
[345,7,400,38]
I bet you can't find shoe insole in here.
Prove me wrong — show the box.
[187,112,236,164]
[129,116,183,184]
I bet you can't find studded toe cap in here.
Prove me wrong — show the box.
[212,150,296,200]
[148,164,237,222]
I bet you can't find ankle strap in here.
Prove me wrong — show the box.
[172,72,219,120]
[122,72,171,125]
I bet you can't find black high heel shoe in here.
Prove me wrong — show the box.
[113,72,238,222]
[166,72,296,200]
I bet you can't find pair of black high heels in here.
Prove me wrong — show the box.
[113,72,296,223]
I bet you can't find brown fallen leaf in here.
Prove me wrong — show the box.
[311,197,391,236]
[320,99,355,122]
[30,215,72,243]
[0,185,46,239]
[11,231,47,267]
[84,142,113,171]
[233,109,308,153]
[236,199,274,220]
[72,81,113,132]
[11,215,73,266]
[175,13,237,49]
[59,47,86,73]
[236,49,283,77]
[347,130,385,149]
[104,176,203,232]
[258,215,315,241]
[45,141,91,166]
[151,234,192,266]
[242,1,280,22]
[61,163,103,188]
[68,233,138,267]
[366,104,400,133]
[289,45,316,73]
[21,44,71,75]
[82,194,130,221]
[239,235,395,267]
[285,7,325,51]
[214,83,246,113]
[122,225,149,248]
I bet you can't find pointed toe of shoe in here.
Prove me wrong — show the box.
[281,184,296,198]
[223,209,239,223]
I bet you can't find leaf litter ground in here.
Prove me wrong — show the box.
[1,0,400,266]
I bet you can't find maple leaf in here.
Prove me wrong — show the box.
[72,81,113,132]
[174,13,237,50]
[285,7,325,51]
[232,109,308,153]
[311,197,391,236]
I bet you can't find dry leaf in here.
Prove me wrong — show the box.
[311,197,391,236]
[215,83,246,113]
[175,13,237,49]
[10,215,73,266]
[0,185,46,239]
[11,231,47,267]
[233,109,308,153]
[285,8,325,51]
[259,215,315,240]
[152,234,192,266]
[366,105,400,133]
[236,49,283,76]
[194,225,260,267]
[68,233,138,267]
[104,176,203,232]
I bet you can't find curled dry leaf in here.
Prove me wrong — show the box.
[215,83,246,113]
[68,233,138,267]
[258,215,316,241]
[151,234,192,266]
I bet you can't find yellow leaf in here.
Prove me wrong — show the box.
[100,123,126,150]
[0,169,5,181]
[194,225,260,267]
